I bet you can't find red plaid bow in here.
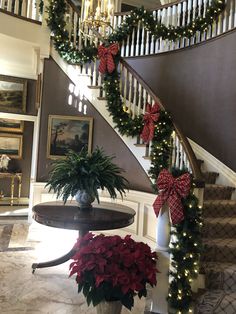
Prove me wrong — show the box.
[153,169,191,225]
[98,43,119,74]
[140,103,160,143]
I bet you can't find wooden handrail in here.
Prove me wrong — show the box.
[0,8,42,24]
[120,58,204,187]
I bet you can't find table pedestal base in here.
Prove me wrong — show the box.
[32,248,76,273]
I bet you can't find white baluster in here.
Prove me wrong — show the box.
[228,0,234,30]
[181,1,187,48]
[234,0,236,28]
[123,67,128,109]
[145,31,150,55]
[21,0,27,16]
[135,21,141,56]
[196,0,202,43]
[191,0,197,44]
[179,143,184,169]
[137,84,142,115]
[143,90,147,114]
[175,136,180,168]
[140,25,145,56]
[78,19,82,50]
[130,28,135,57]
[132,78,137,118]
[14,0,19,15]
[0,0,5,10]
[200,0,208,42]
[7,0,12,11]
[73,12,78,47]
[171,132,176,167]
[222,3,228,32]
[92,62,97,86]
[150,34,155,55]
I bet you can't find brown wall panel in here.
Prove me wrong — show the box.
[37,58,153,193]
[127,30,236,172]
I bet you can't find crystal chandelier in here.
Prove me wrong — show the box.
[81,0,116,38]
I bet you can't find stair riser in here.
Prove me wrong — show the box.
[203,224,236,238]
[203,173,219,184]
[204,270,236,291]
[204,189,234,201]
[203,206,236,218]
[202,245,236,263]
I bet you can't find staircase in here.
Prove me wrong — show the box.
[196,163,236,313]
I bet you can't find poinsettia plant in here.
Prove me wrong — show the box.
[69,233,158,310]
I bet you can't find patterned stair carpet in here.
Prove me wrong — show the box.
[195,169,236,314]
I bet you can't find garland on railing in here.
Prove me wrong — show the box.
[47,0,225,65]
[46,0,207,312]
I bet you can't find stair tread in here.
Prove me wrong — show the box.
[204,200,236,205]
[201,261,236,272]
[205,184,235,189]
[196,290,236,313]
[204,217,236,224]
[203,237,236,247]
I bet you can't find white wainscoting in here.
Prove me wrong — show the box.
[29,183,157,248]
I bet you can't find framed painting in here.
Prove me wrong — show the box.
[0,75,27,113]
[0,119,24,133]
[47,115,93,159]
[0,133,23,159]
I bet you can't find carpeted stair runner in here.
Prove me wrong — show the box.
[195,165,236,313]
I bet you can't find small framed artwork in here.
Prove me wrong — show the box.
[47,115,93,159]
[0,133,23,159]
[0,118,24,133]
[0,75,27,113]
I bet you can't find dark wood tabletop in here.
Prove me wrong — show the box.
[32,201,136,232]
[31,201,136,272]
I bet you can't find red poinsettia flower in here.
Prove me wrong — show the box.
[69,233,158,311]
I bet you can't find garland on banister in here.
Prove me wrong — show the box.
[46,0,207,312]
[47,0,225,65]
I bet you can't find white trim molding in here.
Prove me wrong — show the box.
[189,139,236,199]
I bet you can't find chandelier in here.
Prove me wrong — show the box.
[81,0,116,37]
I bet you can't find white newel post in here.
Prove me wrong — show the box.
[150,203,171,314]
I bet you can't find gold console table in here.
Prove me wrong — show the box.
[0,172,22,205]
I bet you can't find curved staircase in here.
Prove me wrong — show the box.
[196,163,236,313]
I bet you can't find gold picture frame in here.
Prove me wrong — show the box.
[0,119,24,133]
[0,133,23,159]
[47,115,93,159]
[0,75,27,113]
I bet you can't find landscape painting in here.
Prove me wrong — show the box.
[0,119,24,133]
[0,75,27,113]
[47,115,93,159]
[0,133,23,159]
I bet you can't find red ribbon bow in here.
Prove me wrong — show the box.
[153,169,191,225]
[140,103,160,143]
[98,43,119,74]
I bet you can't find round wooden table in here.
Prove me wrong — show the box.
[32,201,135,273]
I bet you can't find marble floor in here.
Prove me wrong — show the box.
[0,218,148,314]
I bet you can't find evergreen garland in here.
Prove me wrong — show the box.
[44,0,218,311]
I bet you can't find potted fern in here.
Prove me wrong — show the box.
[46,147,129,208]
